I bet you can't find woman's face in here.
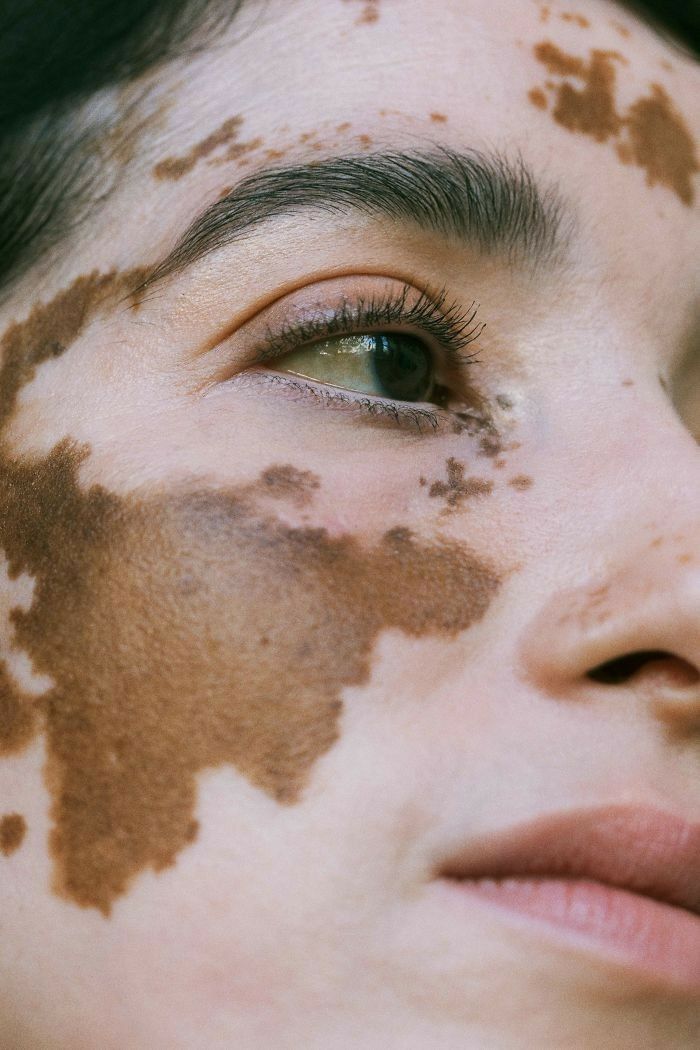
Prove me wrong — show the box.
[1,0,698,1046]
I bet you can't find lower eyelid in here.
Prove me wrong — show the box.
[235,367,445,433]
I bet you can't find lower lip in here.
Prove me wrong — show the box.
[442,876,700,991]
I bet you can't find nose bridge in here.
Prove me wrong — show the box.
[512,386,700,730]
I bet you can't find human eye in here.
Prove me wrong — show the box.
[241,283,486,432]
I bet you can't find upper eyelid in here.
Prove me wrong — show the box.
[248,283,486,368]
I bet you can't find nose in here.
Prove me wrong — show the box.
[519,535,700,738]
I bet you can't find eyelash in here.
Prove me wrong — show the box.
[246,284,485,432]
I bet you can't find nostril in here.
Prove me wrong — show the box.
[588,651,700,688]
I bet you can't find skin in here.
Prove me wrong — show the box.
[0,0,698,1046]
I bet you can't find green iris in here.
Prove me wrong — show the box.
[276,333,435,402]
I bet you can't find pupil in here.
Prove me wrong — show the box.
[370,334,433,402]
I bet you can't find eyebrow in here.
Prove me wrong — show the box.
[138,146,572,294]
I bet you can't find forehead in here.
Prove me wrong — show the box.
[17,0,695,343]
[156,0,697,154]
[139,0,697,223]
[119,0,697,319]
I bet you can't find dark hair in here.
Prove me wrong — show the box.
[0,0,697,296]
[0,0,244,294]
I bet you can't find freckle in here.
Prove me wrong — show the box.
[539,4,550,23]
[0,814,27,856]
[621,378,634,387]
[560,12,589,27]
[419,476,427,486]
[650,537,663,548]
[358,5,379,24]
[529,87,548,110]
[299,131,317,143]
[493,458,507,469]
[336,122,352,132]
[678,553,692,564]
[660,59,673,72]
[610,19,630,37]
[509,475,533,491]
[430,112,448,123]
[265,148,287,160]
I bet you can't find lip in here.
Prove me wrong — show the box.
[436,805,700,990]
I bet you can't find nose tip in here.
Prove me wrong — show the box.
[518,540,700,735]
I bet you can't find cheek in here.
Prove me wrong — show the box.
[5,443,500,916]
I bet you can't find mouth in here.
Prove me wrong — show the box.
[435,804,700,992]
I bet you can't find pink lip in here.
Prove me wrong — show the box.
[437,805,700,990]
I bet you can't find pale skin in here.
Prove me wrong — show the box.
[1,0,699,1046]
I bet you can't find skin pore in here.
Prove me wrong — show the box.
[0,0,698,1048]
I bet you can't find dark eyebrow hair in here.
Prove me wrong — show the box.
[139,146,572,294]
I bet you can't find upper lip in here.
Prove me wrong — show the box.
[439,805,700,916]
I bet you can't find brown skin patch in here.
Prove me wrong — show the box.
[509,474,533,490]
[0,276,500,915]
[610,19,630,38]
[531,43,698,204]
[619,83,698,205]
[152,115,244,180]
[528,87,548,110]
[343,0,380,26]
[258,464,320,506]
[220,136,265,163]
[533,43,623,141]
[0,813,26,856]
[428,457,494,510]
[430,112,448,123]
[0,269,149,432]
[560,12,589,28]
[451,406,502,457]
[1,661,37,754]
